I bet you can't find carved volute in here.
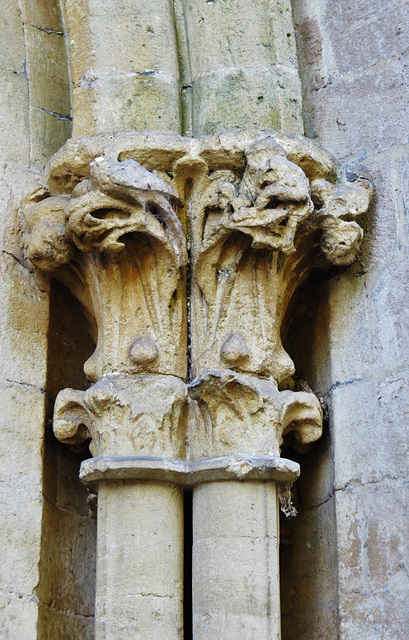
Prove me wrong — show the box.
[23,130,372,465]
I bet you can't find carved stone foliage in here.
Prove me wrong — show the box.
[188,370,322,460]
[23,130,372,464]
[53,374,188,459]
[189,136,372,384]
[24,152,187,381]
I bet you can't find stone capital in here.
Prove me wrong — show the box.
[23,129,372,482]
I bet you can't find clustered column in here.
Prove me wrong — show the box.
[23,130,371,639]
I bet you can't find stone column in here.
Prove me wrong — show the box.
[23,134,189,639]
[187,133,373,640]
[193,481,280,639]
[180,0,303,135]
[95,482,184,639]
[23,130,371,639]
[61,0,182,135]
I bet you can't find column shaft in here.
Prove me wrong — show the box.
[95,482,184,640]
[62,0,182,135]
[182,0,303,135]
[193,481,281,640]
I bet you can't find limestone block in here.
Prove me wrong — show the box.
[327,256,409,384]
[96,482,184,640]
[359,148,408,270]
[87,6,180,78]
[335,479,409,638]
[338,592,409,640]
[183,0,295,76]
[0,0,25,73]
[24,26,71,116]
[323,0,409,77]
[20,0,64,32]
[65,0,180,82]
[0,251,49,387]
[331,373,409,490]
[181,0,303,135]
[308,55,409,162]
[193,481,280,640]
[64,0,181,134]
[0,383,44,595]
[280,498,338,640]
[0,183,49,390]
[38,605,94,640]
[29,107,72,170]
[0,382,45,492]
[72,74,181,136]
[0,593,40,640]
[53,446,93,517]
[37,503,96,617]
[0,71,29,164]
[191,67,303,136]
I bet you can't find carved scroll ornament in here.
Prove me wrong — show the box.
[23,130,372,475]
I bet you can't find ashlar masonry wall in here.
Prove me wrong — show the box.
[281,1,409,638]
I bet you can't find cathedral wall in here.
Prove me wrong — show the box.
[281,1,409,637]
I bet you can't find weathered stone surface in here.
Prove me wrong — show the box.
[54,374,188,458]
[189,370,322,459]
[181,0,303,136]
[323,0,409,78]
[72,75,182,136]
[25,26,70,117]
[21,130,372,474]
[190,65,303,136]
[63,0,182,135]
[335,479,409,639]
[0,381,44,640]
[22,131,371,472]
[0,593,40,640]
[0,72,30,165]
[2,1,404,638]
[38,503,96,617]
[0,0,25,73]
[96,482,184,640]
[37,605,94,640]
[193,481,280,640]
[20,0,64,33]
[325,255,409,386]
[0,162,47,640]
[24,152,188,381]
[285,4,409,638]
[280,498,338,640]
[0,166,49,387]
[29,107,72,169]
[188,134,371,386]
[21,128,371,640]
[331,373,409,490]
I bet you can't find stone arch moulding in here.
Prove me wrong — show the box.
[23,128,372,639]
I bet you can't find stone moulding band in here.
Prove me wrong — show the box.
[80,454,300,492]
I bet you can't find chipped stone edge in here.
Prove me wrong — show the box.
[80,454,300,492]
